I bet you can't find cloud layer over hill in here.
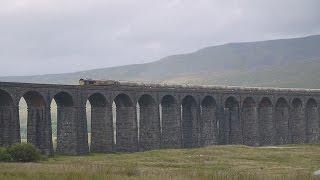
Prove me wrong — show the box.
[1,35,320,89]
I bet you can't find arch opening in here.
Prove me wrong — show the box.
[258,97,274,145]
[50,99,57,150]
[52,92,75,154]
[160,95,181,148]
[114,94,137,152]
[275,98,289,144]
[242,97,258,146]
[224,96,241,144]
[0,90,14,106]
[20,91,52,155]
[87,93,113,153]
[291,98,305,143]
[86,100,91,149]
[200,96,218,146]
[292,98,302,108]
[23,91,46,107]
[181,95,198,148]
[54,92,73,107]
[306,98,319,143]
[19,98,27,143]
[138,94,160,151]
[88,93,107,108]
[259,98,272,108]
[114,94,133,107]
[242,97,255,108]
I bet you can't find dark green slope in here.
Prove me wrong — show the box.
[1,35,320,88]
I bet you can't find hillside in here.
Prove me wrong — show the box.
[1,35,320,88]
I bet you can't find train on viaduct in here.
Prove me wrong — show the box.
[0,80,319,156]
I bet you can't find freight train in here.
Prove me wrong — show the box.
[79,79,120,86]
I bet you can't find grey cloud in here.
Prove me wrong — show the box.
[0,0,319,76]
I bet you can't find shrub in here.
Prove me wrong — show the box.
[7,143,42,162]
[0,147,12,162]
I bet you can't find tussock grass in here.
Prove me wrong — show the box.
[0,144,320,179]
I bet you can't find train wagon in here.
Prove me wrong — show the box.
[79,79,120,86]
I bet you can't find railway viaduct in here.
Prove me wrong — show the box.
[0,81,319,156]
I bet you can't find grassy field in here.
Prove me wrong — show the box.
[0,144,320,180]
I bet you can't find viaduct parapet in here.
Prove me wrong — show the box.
[0,81,319,155]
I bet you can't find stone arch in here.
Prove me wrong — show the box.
[87,93,113,153]
[224,96,241,144]
[181,95,199,148]
[200,96,218,146]
[0,89,19,147]
[114,93,133,107]
[0,89,14,106]
[258,97,274,145]
[242,97,258,146]
[225,96,238,107]
[113,93,137,152]
[138,94,160,151]
[52,91,75,154]
[305,98,319,143]
[21,91,52,155]
[23,91,46,107]
[291,98,305,143]
[160,95,181,148]
[88,93,107,107]
[53,92,74,107]
[275,97,290,144]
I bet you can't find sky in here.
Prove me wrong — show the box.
[0,0,320,76]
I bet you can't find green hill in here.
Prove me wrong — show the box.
[1,35,320,88]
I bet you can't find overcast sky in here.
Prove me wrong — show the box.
[0,0,320,76]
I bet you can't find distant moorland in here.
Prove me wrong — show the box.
[1,35,320,88]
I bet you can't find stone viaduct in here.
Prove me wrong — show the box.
[0,81,319,156]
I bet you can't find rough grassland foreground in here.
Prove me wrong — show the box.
[0,145,320,180]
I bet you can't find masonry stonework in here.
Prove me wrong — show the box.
[0,81,320,155]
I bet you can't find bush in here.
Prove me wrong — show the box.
[0,147,12,162]
[7,143,42,162]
